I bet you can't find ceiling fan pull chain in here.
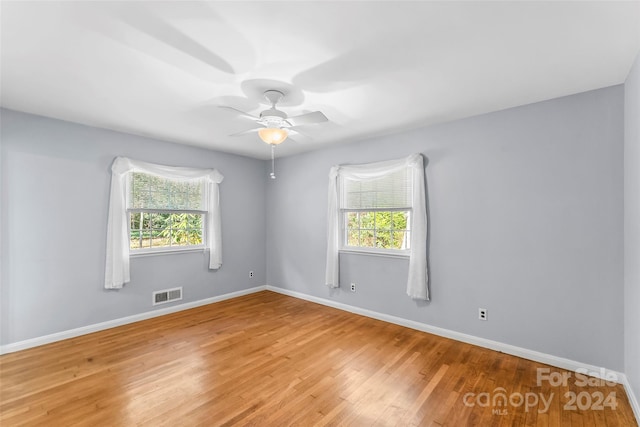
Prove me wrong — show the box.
[270,144,276,179]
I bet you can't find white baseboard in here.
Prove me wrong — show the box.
[0,285,267,355]
[622,374,640,424]
[266,286,627,385]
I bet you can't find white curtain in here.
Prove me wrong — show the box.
[105,157,224,289]
[325,153,429,300]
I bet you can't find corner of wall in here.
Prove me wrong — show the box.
[624,49,640,425]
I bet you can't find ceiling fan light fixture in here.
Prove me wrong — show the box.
[258,127,288,145]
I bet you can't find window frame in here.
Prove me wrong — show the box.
[126,172,207,256]
[340,207,411,258]
[128,208,207,256]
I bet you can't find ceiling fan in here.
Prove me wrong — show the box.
[221,90,328,145]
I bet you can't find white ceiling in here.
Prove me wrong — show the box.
[2,1,639,160]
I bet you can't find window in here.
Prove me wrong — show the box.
[105,157,224,289]
[341,167,412,254]
[325,154,428,300]
[344,211,410,251]
[128,172,205,252]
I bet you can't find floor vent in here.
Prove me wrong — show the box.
[152,287,183,306]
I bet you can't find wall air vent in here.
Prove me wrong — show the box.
[152,287,183,306]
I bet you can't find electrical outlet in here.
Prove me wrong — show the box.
[249,271,254,279]
[479,308,488,321]
[350,283,356,292]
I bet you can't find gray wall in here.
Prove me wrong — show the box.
[625,52,640,403]
[0,109,267,345]
[266,86,625,371]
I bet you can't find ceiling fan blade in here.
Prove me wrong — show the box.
[288,129,313,144]
[219,106,259,121]
[286,111,328,127]
[229,128,261,137]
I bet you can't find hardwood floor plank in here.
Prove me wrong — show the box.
[0,291,636,426]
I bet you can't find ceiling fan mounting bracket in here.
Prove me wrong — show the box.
[264,90,284,106]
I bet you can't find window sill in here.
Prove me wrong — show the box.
[339,248,410,259]
[130,247,206,258]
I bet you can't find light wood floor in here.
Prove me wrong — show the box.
[1,291,636,426]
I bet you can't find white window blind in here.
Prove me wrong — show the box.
[129,172,204,211]
[341,168,412,210]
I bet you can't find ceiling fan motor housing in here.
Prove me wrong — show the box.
[259,108,288,128]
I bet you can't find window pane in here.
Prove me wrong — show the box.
[129,211,204,251]
[342,209,410,252]
[172,235,188,246]
[361,230,374,247]
[187,213,201,225]
[360,212,375,229]
[130,212,148,248]
[130,230,141,249]
[375,211,392,231]
[151,227,167,248]
[347,212,359,229]
[392,231,408,249]
[130,212,141,230]
[149,213,163,228]
[141,230,152,248]
[191,229,203,244]
[347,230,359,247]
[376,231,391,248]
[391,211,408,229]
[142,213,153,230]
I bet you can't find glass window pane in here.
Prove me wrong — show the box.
[346,230,359,247]
[130,230,141,249]
[376,231,391,248]
[341,209,411,252]
[130,212,141,230]
[347,212,359,229]
[360,212,375,229]
[148,213,160,228]
[186,213,200,226]
[361,230,374,247]
[142,213,153,230]
[392,231,405,249]
[172,235,188,246]
[391,211,408,229]
[191,229,203,245]
[375,211,392,231]
[129,211,204,251]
